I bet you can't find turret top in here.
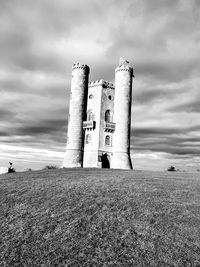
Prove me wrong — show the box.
[72,63,90,72]
[119,57,130,66]
[115,58,133,74]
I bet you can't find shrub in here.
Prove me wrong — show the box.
[44,165,59,170]
[168,166,176,172]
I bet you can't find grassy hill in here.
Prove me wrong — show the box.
[1,168,200,266]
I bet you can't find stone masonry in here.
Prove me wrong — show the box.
[62,60,134,169]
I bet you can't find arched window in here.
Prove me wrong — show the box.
[105,110,112,122]
[87,110,94,121]
[105,135,111,146]
[85,134,91,144]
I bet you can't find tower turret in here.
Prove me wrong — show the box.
[62,63,89,168]
[111,61,133,169]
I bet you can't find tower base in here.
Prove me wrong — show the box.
[111,152,132,170]
[62,149,83,168]
[83,151,100,168]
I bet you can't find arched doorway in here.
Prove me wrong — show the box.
[101,153,110,168]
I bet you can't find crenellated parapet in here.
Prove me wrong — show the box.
[115,64,133,75]
[72,63,90,73]
[89,79,114,89]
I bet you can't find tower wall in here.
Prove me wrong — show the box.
[111,64,133,169]
[83,80,115,168]
[98,82,115,168]
[83,82,102,168]
[62,63,89,168]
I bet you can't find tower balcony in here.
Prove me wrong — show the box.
[104,121,116,132]
[83,120,96,130]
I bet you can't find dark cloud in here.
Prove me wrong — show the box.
[168,99,200,113]
[0,108,15,119]
[0,131,11,137]
[16,118,67,136]
[134,86,186,104]
[132,124,200,137]
[136,58,200,82]
[131,124,200,160]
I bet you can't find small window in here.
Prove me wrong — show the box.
[87,110,94,121]
[85,134,91,144]
[105,110,112,122]
[105,135,111,146]
[108,95,112,100]
[89,94,93,99]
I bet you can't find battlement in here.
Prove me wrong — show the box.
[72,63,90,72]
[89,79,114,89]
[115,64,133,74]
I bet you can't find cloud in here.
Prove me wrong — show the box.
[0,108,15,119]
[168,99,200,113]
[131,123,200,162]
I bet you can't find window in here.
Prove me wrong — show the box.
[87,110,94,121]
[98,155,102,162]
[85,134,91,144]
[105,110,112,122]
[89,94,93,99]
[105,135,111,146]
[108,95,112,100]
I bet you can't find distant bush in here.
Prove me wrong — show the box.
[26,168,32,172]
[44,165,59,170]
[167,166,176,172]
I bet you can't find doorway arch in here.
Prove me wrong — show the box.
[101,153,110,168]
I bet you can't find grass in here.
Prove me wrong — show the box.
[0,168,200,266]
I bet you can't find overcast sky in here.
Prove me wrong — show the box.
[0,0,200,171]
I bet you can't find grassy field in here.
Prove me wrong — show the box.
[0,168,200,266]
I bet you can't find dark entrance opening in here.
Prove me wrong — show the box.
[101,153,110,168]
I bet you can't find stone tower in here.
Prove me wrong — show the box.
[62,60,133,169]
[62,63,90,168]
[83,80,115,168]
[111,62,133,169]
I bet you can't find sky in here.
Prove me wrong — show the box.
[0,0,200,172]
